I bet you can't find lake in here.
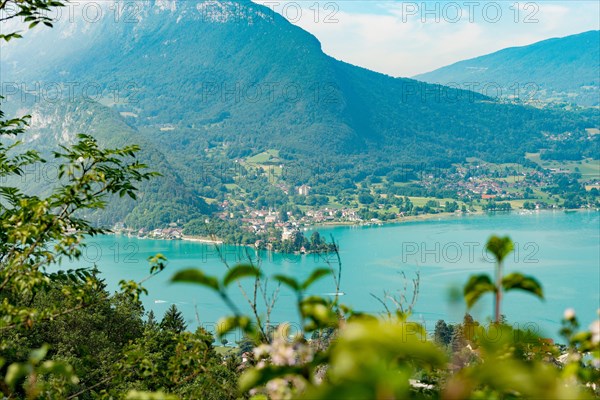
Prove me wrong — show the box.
[66,210,599,340]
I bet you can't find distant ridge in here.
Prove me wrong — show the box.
[414,30,600,106]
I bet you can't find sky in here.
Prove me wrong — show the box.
[254,1,600,77]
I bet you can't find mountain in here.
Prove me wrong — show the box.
[0,91,214,228]
[1,0,598,228]
[414,30,600,107]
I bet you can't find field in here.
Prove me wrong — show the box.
[245,149,282,165]
[526,153,600,180]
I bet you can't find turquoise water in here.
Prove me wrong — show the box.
[66,211,599,339]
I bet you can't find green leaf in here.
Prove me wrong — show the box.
[149,254,167,274]
[502,273,544,300]
[301,303,337,330]
[216,315,252,337]
[171,269,219,291]
[5,363,30,389]
[464,274,496,308]
[301,268,331,290]
[0,32,23,42]
[347,312,379,323]
[39,361,79,385]
[485,236,514,263]
[249,395,269,400]
[273,274,300,292]
[223,265,262,287]
[125,391,179,400]
[29,345,49,363]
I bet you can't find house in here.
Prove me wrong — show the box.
[297,184,311,196]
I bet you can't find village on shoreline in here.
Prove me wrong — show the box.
[112,155,600,253]
[112,206,598,255]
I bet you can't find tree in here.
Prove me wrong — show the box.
[358,193,375,205]
[160,304,187,333]
[0,1,169,396]
[450,324,466,354]
[1,60,157,396]
[280,209,289,222]
[2,280,146,396]
[109,325,240,399]
[147,310,158,328]
[310,231,322,250]
[434,319,453,346]
[0,127,159,396]
[444,201,459,213]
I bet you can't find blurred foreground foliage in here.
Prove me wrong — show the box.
[168,239,599,400]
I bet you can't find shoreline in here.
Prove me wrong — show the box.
[118,208,599,250]
[311,210,485,229]
[312,207,599,230]
[180,236,223,244]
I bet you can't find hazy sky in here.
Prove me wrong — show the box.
[254,1,600,77]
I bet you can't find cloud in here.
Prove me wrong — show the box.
[254,1,600,77]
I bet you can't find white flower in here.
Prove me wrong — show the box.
[271,342,296,366]
[589,320,600,345]
[253,344,271,360]
[563,308,576,320]
[265,378,292,400]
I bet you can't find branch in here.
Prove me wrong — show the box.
[66,375,114,400]
[370,293,392,319]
